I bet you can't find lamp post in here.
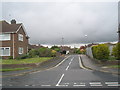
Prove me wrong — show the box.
[118,24,120,42]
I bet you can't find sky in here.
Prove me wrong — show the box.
[1,0,119,47]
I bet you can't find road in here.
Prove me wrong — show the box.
[2,55,119,88]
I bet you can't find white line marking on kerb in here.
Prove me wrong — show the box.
[79,56,89,70]
[56,74,65,86]
[66,65,69,70]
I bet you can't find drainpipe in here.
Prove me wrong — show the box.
[13,33,15,59]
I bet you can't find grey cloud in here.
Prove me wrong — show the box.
[2,2,118,45]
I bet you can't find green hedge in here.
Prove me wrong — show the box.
[92,44,110,61]
[112,43,120,60]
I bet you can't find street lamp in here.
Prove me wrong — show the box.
[118,24,120,42]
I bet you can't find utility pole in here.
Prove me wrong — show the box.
[118,24,120,42]
[62,37,64,50]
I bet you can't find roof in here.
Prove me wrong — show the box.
[0,20,22,33]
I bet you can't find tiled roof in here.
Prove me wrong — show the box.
[0,20,22,33]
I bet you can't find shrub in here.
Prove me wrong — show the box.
[8,56,13,59]
[51,50,57,57]
[51,46,60,52]
[28,49,39,58]
[38,47,52,57]
[112,43,120,60]
[16,54,29,60]
[92,44,110,61]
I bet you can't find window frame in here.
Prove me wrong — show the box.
[18,34,23,41]
[0,47,10,56]
[0,33,11,41]
[18,47,24,54]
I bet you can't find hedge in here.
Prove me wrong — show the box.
[112,42,120,60]
[92,44,110,61]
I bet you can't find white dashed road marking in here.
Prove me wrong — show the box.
[66,65,69,70]
[41,85,51,87]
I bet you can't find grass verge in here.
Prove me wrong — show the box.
[0,67,31,72]
[0,57,52,64]
[108,65,120,69]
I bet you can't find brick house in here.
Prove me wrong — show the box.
[0,19,29,59]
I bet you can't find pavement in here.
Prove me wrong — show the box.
[1,55,119,88]
[80,55,120,75]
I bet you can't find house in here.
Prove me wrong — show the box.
[0,19,29,59]
[28,44,44,51]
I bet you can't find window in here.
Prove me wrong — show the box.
[18,34,23,41]
[19,47,23,54]
[0,33,10,41]
[0,47,10,56]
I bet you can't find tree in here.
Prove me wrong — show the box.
[112,43,120,60]
[92,44,110,60]
[51,46,60,52]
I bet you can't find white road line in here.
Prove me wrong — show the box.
[79,56,89,70]
[69,62,71,65]
[107,84,120,86]
[105,82,118,84]
[90,82,101,84]
[73,85,86,87]
[25,85,29,86]
[90,84,103,86]
[56,74,65,86]
[41,85,51,86]
[71,57,74,61]
[56,85,68,87]
[66,65,69,70]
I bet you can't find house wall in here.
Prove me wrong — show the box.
[1,26,29,59]
[14,26,29,58]
[1,33,13,59]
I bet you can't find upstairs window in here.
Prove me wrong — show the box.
[0,33,10,41]
[18,34,23,41]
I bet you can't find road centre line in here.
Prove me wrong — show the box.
[66,65,69,70]
[56,74,65,86]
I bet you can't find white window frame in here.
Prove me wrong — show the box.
[0,47,10,56]
[19,47,23,54]
[0,33,11,41]
[18,34,23,41]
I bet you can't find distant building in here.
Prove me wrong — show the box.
[0,19,29,59]
[28,44,44,51]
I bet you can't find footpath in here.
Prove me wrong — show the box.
[80,55,120,75]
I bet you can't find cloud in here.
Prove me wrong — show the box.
[2,2,118,44]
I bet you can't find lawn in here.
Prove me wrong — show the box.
[0,67,31,72]
[0,57,52,64]
[108,65,120,68]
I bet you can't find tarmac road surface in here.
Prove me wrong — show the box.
[2,55,119,88]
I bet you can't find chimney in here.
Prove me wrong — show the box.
[11,19,16,24]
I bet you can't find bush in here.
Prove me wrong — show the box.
[51,46,60,52]
[92,44,110,61]
[16,54,29,60]
[8,56,13,59]
[51,50,57,57]
[28,49,39,58]
[38,47,52,57]
[112,43,120,60]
